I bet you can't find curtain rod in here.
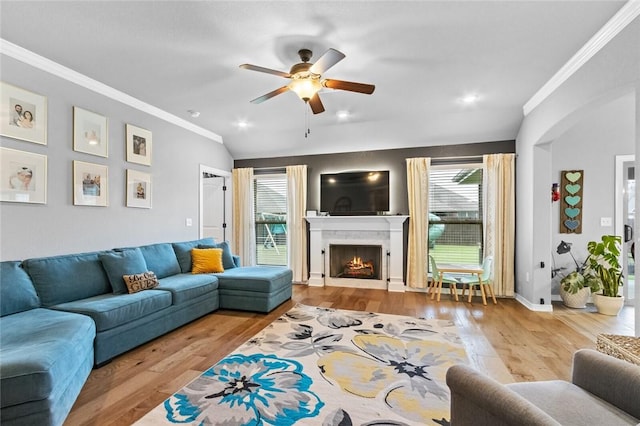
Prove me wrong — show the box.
[253,166,288,175]
[431,155,483,165]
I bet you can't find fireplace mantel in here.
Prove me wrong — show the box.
[306,215,408,291]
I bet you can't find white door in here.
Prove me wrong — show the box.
[199,165,231,243]
[203,175,225,241]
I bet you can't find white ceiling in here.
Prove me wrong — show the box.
[0,1,626,160]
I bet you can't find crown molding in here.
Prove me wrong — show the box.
[0,39,224,144]
[523,0,640,116]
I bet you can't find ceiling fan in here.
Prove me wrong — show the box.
[240,48,375,114]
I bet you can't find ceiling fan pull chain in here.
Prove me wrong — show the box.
[304,107,310,138]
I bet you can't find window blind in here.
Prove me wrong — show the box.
[429,166,483,265]
[254,175,288,266]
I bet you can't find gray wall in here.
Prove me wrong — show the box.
[550,92,635,293]
[235,140,515,214]
[1,57,233,260]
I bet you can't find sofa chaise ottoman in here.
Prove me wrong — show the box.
[216,266,293,312]
[171,239,294,313]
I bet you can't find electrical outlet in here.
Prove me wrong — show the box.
[185,218,192,227]
[600,217,612,227]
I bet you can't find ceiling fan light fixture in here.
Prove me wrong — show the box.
[288,76,322,102]
[241,47,373,113]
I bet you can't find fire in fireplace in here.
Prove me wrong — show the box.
[329,244,382,280]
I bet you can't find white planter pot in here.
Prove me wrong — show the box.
[593,294,625,316]
[559,286,591,309]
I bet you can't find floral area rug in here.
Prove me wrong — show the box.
[135,304,468,426]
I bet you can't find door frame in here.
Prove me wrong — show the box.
[615,154,634,305]
[199,164,232,242]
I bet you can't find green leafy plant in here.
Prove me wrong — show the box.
[584,235,623,297]
[560,270,599,294]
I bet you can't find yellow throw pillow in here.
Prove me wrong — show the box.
[191,248,224,274]
[122,271,159,294]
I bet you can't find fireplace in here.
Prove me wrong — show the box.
[330,244,382,280]
[306,215,408,291]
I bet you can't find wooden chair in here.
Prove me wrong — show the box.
[459,256,497,304]
[428,255,459,302]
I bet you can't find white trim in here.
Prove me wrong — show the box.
[1,39,224,144]
[615,154,635,306]
[523,0,640,116]
[515,293,554,312]
[615,155,634,240]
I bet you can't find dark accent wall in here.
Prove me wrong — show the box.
[235,140,515,214]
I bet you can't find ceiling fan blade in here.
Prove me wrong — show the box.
[250,86,290,104]
[308,93,325,114]
[309,48,346,74]
[323,79,375,94]
[240,64,291,78]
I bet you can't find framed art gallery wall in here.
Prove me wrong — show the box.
[0,55,234,260]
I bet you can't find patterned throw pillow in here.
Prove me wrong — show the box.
[122,271,159,294]
[191,248,224,274]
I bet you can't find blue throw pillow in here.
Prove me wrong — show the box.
[138,243,181,279]
[99,248,149,294]
[198,241,236,270]
[172,238,215,272]
[0,261,40,316]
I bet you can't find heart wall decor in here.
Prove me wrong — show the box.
[560,169,583,234]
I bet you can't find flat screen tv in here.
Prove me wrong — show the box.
[320,171,390,215]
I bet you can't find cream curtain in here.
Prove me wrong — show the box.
[483,154,515,297]
[232,167,256,266]
[406,157,431,289]
[286,165,308,283]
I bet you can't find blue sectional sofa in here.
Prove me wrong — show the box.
[0,238,293,426]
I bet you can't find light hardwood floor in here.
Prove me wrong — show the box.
[65,285,635,425]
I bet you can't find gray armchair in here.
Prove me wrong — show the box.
[446,349,640,425]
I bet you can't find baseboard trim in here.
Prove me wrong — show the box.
[515,293,554,312]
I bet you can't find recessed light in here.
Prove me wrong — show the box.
[187,109,200,118]
[234,119,252,130]
[459,94,480,105]
[336,110,350,121]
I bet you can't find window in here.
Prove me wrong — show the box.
[429,165,483,266]
[254,174,287,266]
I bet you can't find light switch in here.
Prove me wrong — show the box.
[185,218,193,227]
[600,217,612,227]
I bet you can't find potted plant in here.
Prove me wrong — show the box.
[584,235,624,316]
[555,240,598,308]
[559,270,599,309]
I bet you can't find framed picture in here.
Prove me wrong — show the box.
[73,161,108,206]
[126,169,151,209]
[0,147,47,204]
[0,82,47,145]
[73,106,108,157]
[126,124,152,166]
